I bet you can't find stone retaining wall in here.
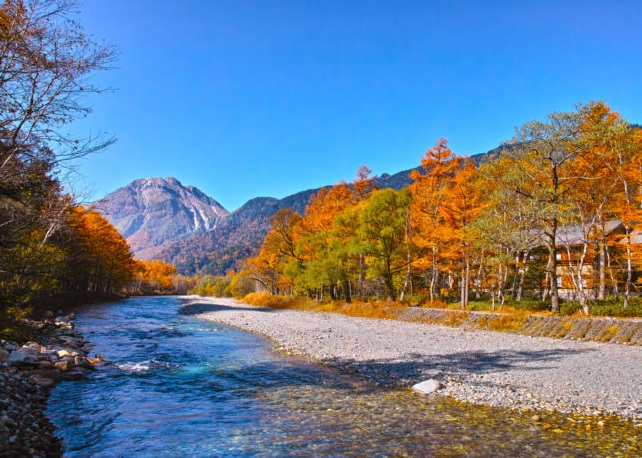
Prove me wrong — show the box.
[395,308,642,345]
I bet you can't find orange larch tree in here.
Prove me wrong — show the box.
[438,159,483,309]
[409,139,463,303]
[65,206,136,294]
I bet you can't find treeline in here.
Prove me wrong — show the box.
[0,0,187,326]
[213,102,641,315]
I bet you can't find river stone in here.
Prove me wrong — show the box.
[30,368,62,380]
[22,342,42,352]
[54,316,71,325]
[63,367,88,380]
[31,376,57,389]
[54,360,72,372]
[57,349,75,358]
[412,379,442,394]
[87,356,104,366]
[8,349,39,367]
[37,360,55,370]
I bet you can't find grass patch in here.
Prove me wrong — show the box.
[240,292,642,321]
[241,292,404,320]
[440,311,468,327]
[560,297,642,318]
[243,291,309,309]
[463,299,550,313]
[486,314,529,333]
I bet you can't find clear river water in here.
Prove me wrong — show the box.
[46,296,637,457]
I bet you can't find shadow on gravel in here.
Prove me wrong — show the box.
[178,302,277,315]
[326,348,597,387]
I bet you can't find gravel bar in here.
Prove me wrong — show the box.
[180,296,642,421]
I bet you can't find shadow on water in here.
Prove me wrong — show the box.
[178,301,278,315]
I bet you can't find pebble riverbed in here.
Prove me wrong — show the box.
[181,296,642,423]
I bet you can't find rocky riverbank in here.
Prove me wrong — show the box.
[181,296,642,424]
[1,313,100,457]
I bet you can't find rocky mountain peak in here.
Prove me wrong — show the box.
[97,177,229,260]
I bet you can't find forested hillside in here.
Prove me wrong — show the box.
[224,102,642,315]
[158,190,318,275]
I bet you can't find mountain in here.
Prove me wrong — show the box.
[101,152,494,275]
[156,188,319,275]
[154,172,423,276]
[96,177,229,260]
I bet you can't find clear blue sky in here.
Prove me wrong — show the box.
[70,0,642,211]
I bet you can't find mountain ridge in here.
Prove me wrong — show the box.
[96,177,229,260]
[99,153,492,274]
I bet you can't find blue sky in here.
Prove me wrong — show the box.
[70,0,642,211]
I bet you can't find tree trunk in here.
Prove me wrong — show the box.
[358,254,365,298]
[510,254,520,300]
[474,257,483,299]
[385,277,395,304]
[547,246,560,313]
[606,247,619,295]
[460,256,470,309]
[624,229,633,308]
[429,247,438,303]
[343,278,352,303]
[516,250,528,302]
[400,254,411,302]
[597,236,607,300]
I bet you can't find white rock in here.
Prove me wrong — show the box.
[412,379,442,394]
[56,349,75,358]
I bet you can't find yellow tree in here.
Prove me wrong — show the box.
[294,166,377,301]
[439,160,483,309]
[409,139,463,303]
[241,209,301,295]
[605,124,642,307]
[66,206,136,294]
[134,260,179,293]
[474,157,542,305]
[566,103,642,308]
[500,104,594,313]
[557,103,627,311]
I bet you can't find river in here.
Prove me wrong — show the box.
[46,296,635,456]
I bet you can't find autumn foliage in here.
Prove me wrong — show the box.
[220,102,642,315]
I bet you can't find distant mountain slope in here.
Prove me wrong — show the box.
[155,172,423,276]
[157,188,318,275]
[96,177,229,260]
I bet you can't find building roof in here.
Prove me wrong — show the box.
[555,220,623,247]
